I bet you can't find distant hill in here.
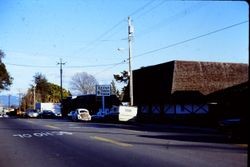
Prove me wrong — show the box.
[0,95,19,107]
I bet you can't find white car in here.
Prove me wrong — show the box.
[25,109,39,118]
[71,108,91,121]
[54,111,62,117]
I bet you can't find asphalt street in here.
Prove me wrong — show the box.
[0,118,248,167]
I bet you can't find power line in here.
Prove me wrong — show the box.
[129,0,156,17]
[134,0,167,20]
[136,2,205,38]
[5,20,248,71]
[93,60,127,76]
[5,61,127,69]
[5,63,57,68]
[134,20,249,59]
[74,20,125,53]
[72,0,156,56]
[66,62,126,68]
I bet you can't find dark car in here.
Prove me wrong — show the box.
[218,118,248,142]
[39,110,56,119]
[91,114,105,122]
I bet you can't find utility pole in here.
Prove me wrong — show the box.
[57,58,66,101]
[33,85,36,109]
[8,94,11,109]
[18,89,22,110]
[128,16,134,106]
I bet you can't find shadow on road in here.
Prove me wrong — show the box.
[85,122,248,145]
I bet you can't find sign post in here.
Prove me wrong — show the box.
[96,85,111,113]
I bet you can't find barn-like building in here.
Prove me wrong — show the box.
[132,60,248,124]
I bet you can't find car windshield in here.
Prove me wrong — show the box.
[79,110,88,113]
[43,110,52,113]
[27,110,37,113]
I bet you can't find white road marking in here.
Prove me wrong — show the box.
[13,131,73,138]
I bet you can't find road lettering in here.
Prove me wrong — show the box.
[13,131,73,138]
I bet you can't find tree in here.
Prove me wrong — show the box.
[21,73,71,110]
[44,82,70,102]
[113,70,129,84]
[32,73,70,102]
[33,73,49,102]
[111,80,120,97]
[0,49,13,91]
[70,72,98,95]
[21,88,34,110]
[0,50,4,61]
[113,70,129,101]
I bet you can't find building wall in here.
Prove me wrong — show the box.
[133,61,175,105]
[139,103,208,115]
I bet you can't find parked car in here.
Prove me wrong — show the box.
[91,108,109,122]
[54,111,62,117]
[218,117,248,142]
[25,109,39,118]
[71,108,91,121]
[39,110,56,119]
[91,114,105,122]
[67,111,74,119]
[0,114,9,118]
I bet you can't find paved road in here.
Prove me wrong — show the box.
[0,118,247,167]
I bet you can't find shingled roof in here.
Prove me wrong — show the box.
[172,60,248,95]
[133,60,248,104]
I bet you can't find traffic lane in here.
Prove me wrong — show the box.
[36,119,248,167]
[62,121,248,167]
[0,119,205,167]
[1,118,248,167]
[0,119,182,167]
[0,119,96,167]
[0,118,74,167]
[124,137,247,167]
[75,126,247,167]
[28,119,186,167]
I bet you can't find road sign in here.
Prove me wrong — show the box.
[96,85,111,96]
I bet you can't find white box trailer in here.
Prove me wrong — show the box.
[0,107,4,116]
[109,106,138,122]
[35,103,61,116]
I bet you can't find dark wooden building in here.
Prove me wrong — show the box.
[207,81,249,120]
[132,60,248,123]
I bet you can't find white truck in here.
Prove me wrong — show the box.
[35,102,61,117]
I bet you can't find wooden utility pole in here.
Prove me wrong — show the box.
[57,58,66,101]
[128,16,134,106]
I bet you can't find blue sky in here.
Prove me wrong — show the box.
[0,0,249,97]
